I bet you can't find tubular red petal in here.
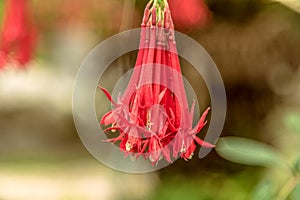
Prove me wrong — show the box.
[158,88,167,104]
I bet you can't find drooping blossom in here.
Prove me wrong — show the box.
[99,0,214,165]
[168,0,211,30]
[0,0,37,70]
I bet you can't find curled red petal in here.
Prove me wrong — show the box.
[100,111,114,125]
[162,146,172,163]
[103,127,119,133]
[98,85,116,105]
[181,141,196,161]
[192,107,210,133]
[193,136,215,148]
[114,112,159,139]
[102,131,126,143]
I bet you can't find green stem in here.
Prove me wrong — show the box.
[153,0,165,11]
[277,176,300,200]
[151,0,166,26]
[157,0,165,7]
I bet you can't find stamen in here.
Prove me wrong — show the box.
[125,142,132,151]
[111,123,117,133]
[146,109,153,130]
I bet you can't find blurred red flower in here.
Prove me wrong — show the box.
[0,0,37,70]
[168,0,211,30]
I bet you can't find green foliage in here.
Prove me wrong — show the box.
[251,179,275,200]
[215,137,288,170]
[294,158,300,173]
[216,137,300,199]
[285,113,300,134]
[291,183,300,200]
[149,173,253,200]
[0,0,4,24]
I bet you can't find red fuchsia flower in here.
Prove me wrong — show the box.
[99,0,214,165]
[0,0,37,70]
[168,0,211,31]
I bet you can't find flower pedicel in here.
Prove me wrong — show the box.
[100,0,214,165]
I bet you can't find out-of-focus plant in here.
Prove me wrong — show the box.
[168,0,211,31]
[0,0,37,69]
[273,0,300,13]
[216,131,300,199]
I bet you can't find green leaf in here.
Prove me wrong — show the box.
[216,137,288,169]
[251,179,274,200]
[291,183,300,200]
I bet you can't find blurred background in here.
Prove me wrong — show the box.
[1,0,300,199]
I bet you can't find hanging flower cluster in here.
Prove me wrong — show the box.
[100,0,213,165]
[0,0,37,70]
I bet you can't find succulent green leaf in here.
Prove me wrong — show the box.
[216,137,288,169]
